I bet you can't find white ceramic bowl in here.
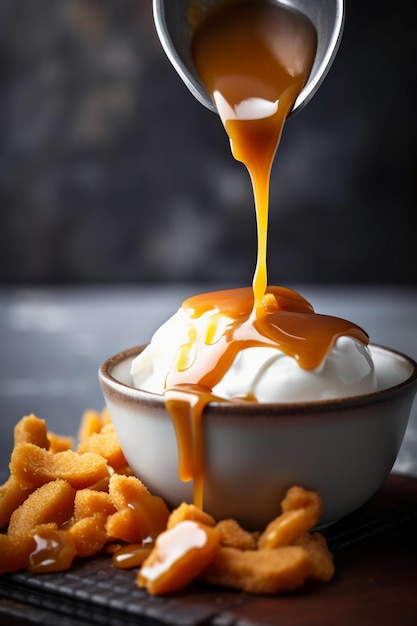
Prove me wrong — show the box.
[99,344,417,529]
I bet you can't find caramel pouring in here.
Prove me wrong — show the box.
[159,1,367,510]
[192,0,317,311]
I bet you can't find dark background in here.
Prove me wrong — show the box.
[0,0,416,287]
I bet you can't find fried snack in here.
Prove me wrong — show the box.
[112,543,153,569]
[107,474,169,543]
[13,414,49,449]
[200,545,312,594]
[69,489,116,557]
[258,486,322,549]
[0,412,117,574]
[73,489,116,521]
[215,518,258,550]
[282,485,323,515]
[8,479,75,541]
[200,527,335,593]
[294,532,335,582]
[14,413,73,454]
[108,474,150,508]
[10,443,110,489]
[78,408,111,441]
[199,487,332,594]
[0,475,34,530]
[76,423,127,470]
[47,432,74,454]
[107,499,170,545]
[1,411,335,595]
[0,524,56,574]
[69,514,109,558]
[138,520,221,595]
[200,487,332,594]
[106,508,141,544]
[83,476,111,492]
[137,486,333,595]
[166,502,216,529]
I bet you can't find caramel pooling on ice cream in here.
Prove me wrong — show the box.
[159,1,369,509]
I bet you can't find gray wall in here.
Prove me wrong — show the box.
[0,0,416,286]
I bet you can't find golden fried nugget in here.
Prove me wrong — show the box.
[78,409,105,441]
[112,543,153,569]
[85,476,111,492]
[258,509,318,549]
[2,407,335,594]
[167,502,216,529]
[113,465,134,477]
[259,486,322,549]
[14,414,49,449]
[138,520,221,595]
[107,474,169,543]
[201,545,312,594]
[73,489,115,521]
[76,424,127,469]
[109,477,169,540]
[2,409,157,575]
[106,508,142,544]
[47,432,74,454]
[0,475,34,530]
[78,409,111,441]
[8,479,75,541]
[0,533,35,573]
[10,443,110,489]
[108,474,150,510]
[216,519,258,550]
[281,485,322,517]
[69,513,109,558]
[294,533,335,582]
[0,524,57,574]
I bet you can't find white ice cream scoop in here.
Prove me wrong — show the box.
[130,308,377,402]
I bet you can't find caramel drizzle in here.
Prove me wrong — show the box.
[163,287,368,508]
[161,1,364,510]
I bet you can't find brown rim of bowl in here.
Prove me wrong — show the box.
[98,344,417,416]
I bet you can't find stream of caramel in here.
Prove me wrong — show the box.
[192,0,317,311]
[161,1,366,509]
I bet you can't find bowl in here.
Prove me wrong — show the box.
[99,344,417,530]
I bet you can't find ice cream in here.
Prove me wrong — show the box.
[131,286,377,404]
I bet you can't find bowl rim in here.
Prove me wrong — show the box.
[98,344,417,416]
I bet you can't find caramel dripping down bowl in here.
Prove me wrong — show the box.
[99,344,417,530]
[152,0,345,116]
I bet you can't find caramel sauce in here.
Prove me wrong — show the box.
[192,0,317,311]
[112,543,153,569]
[159,2,367,510]
[139,520,208,582]
[27,529,77,573]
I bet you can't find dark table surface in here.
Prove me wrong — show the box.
[1,284,417,625]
